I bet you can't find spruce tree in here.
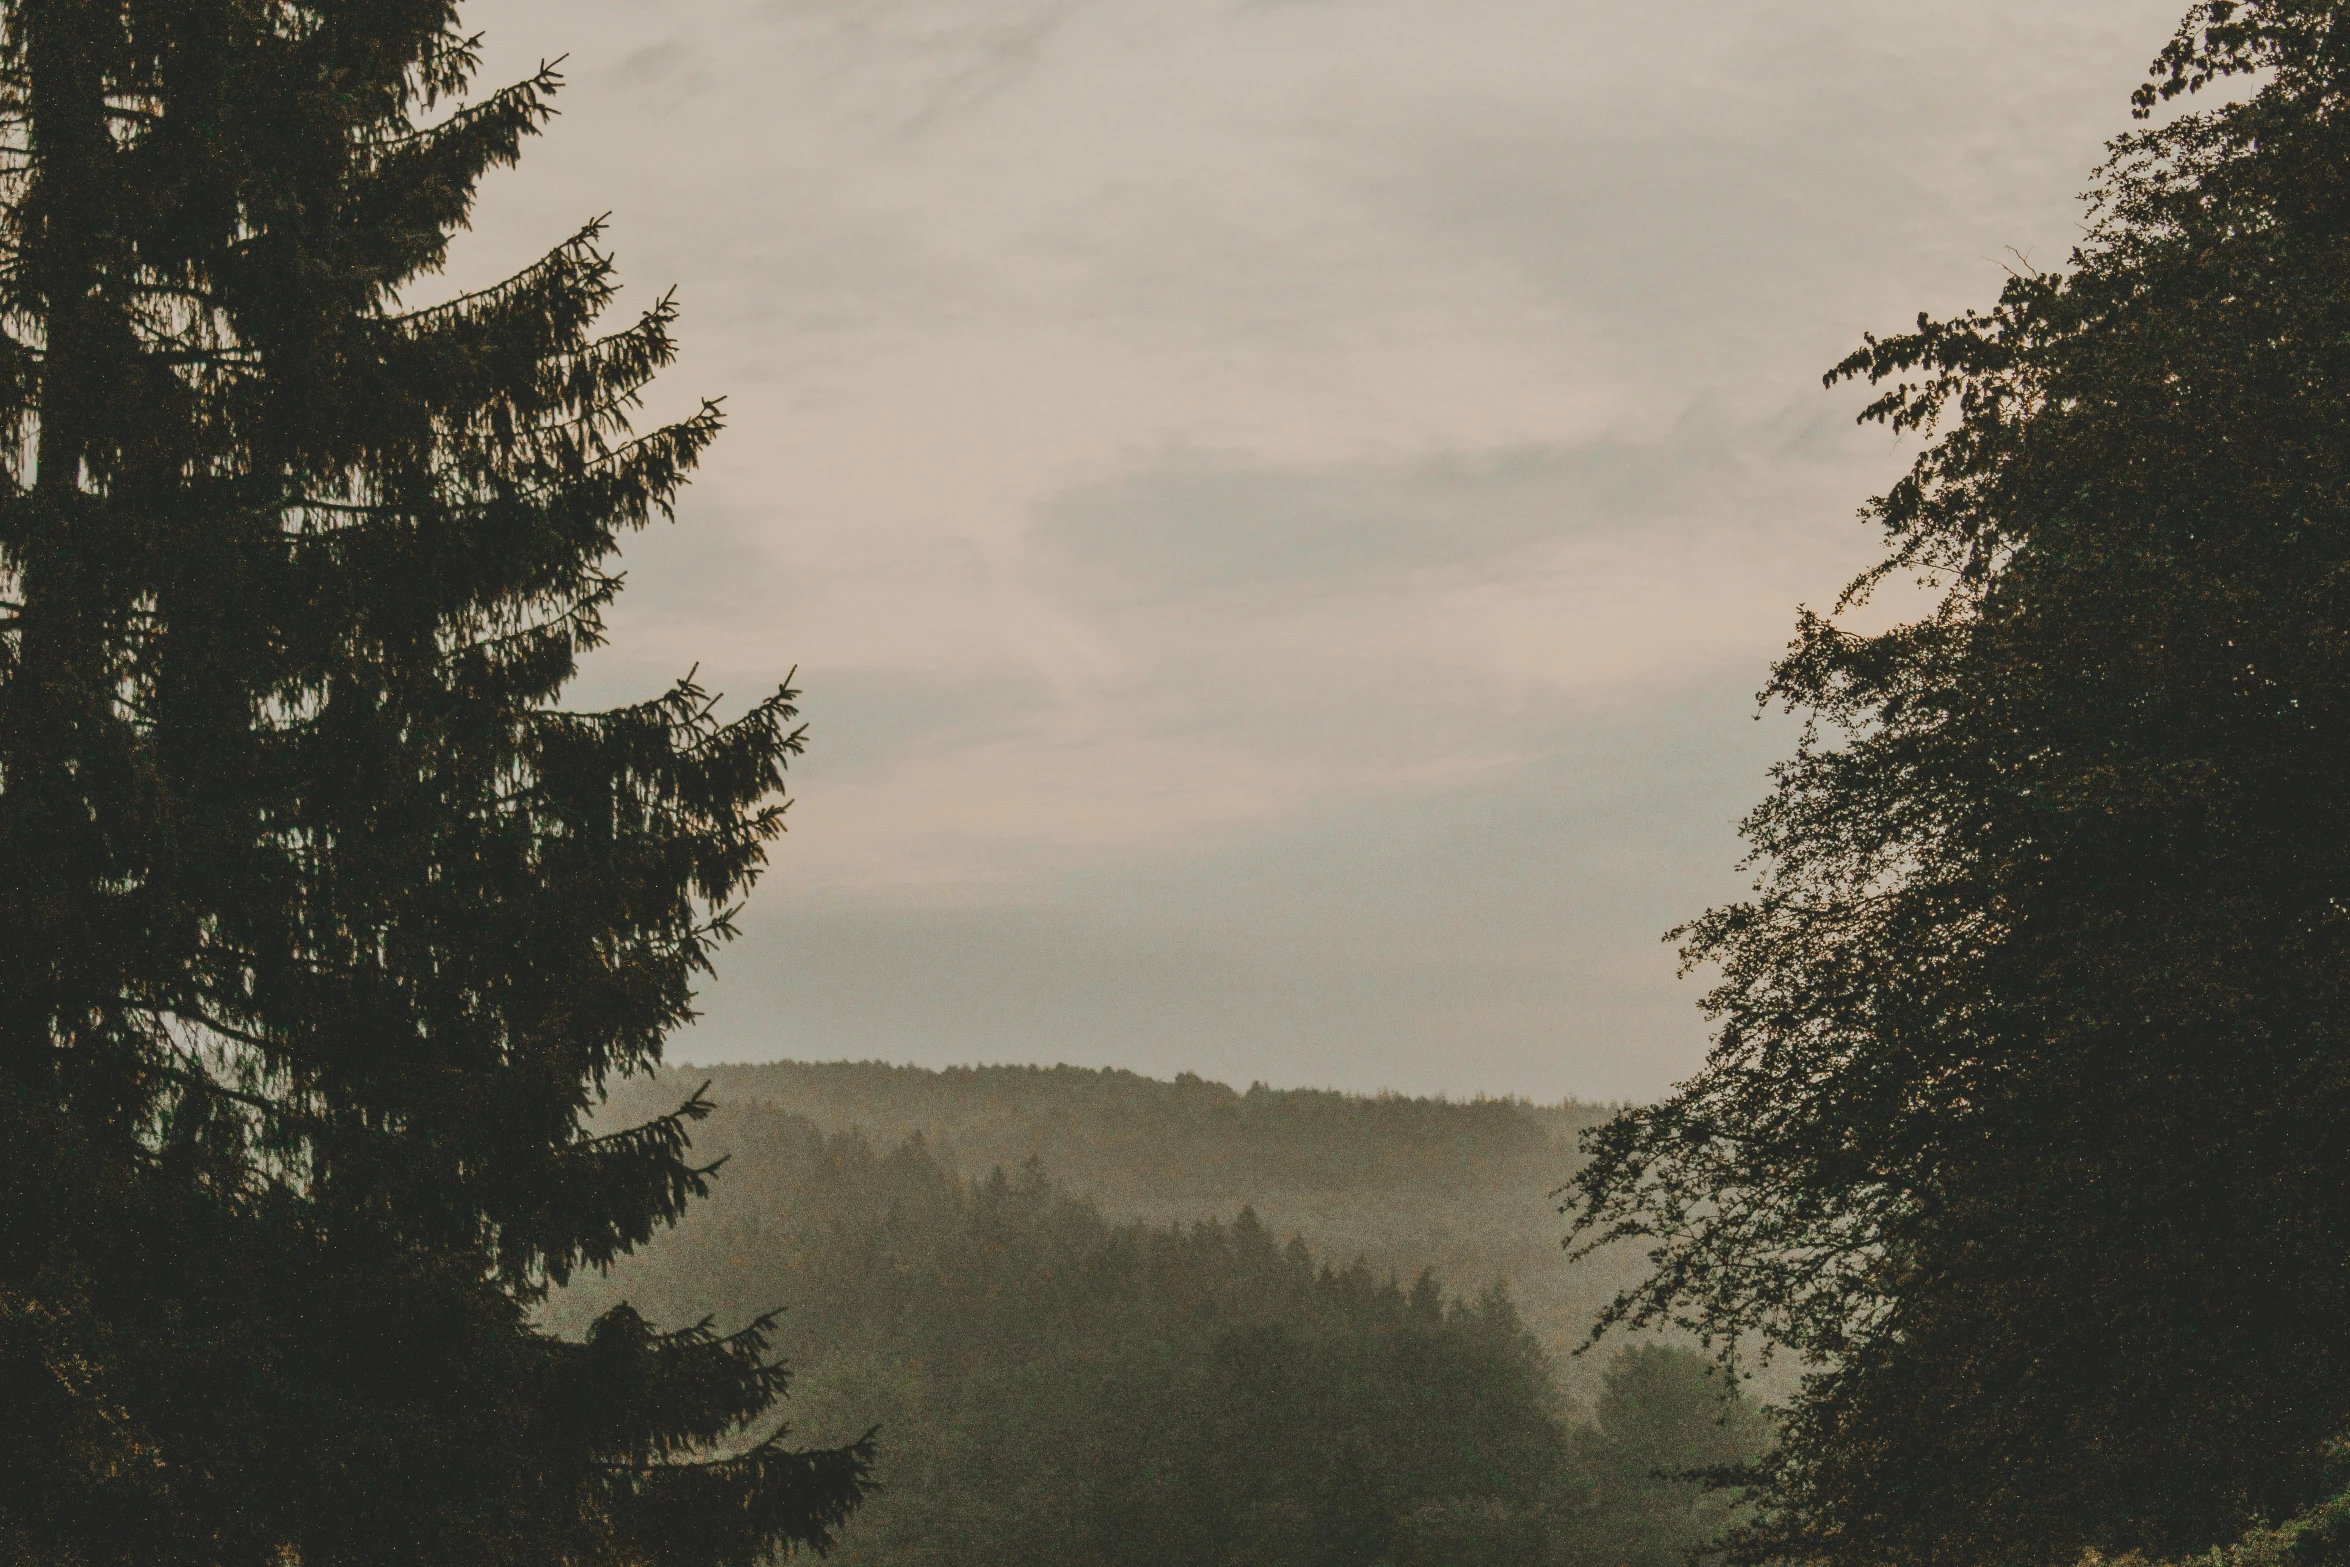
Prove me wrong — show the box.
[1569,4,2350,1563]
[0,3,866,1563]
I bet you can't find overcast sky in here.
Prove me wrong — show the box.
[462,0,2188,1102]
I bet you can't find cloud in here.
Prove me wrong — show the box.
[574,394,1899,914]
[460,0,2197,1098]
[753,0,1081,135]
[787,666,1061,779]
[676,666,1797,1103]
[1032,408,1843,607]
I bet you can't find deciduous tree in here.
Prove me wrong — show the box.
[1569,5,2350,1562]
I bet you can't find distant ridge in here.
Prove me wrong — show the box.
[658,1057,1610,1202]
[553,1069,1765,1567]
[598,1058,1650,1394]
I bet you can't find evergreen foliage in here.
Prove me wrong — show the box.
[601,1059,1646,1398]
[1567,4,2350,1563]
[1571,1344,1772,1567]
[551,1116,1766,1567]
[0,3,862,1562]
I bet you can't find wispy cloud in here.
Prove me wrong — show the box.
[469,0,2190,1099]
[754,0,1082,135]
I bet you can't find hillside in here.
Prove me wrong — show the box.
[549,1067,1769,1567]
[584,1060,1658,1400]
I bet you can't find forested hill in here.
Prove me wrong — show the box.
[591,1060,1647,1390]
[555,1065,1765,1567]
[647,1060,1612,1203]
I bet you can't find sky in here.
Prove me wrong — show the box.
[460,0,2190,1103]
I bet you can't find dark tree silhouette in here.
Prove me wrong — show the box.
[1569,4,2350,1565]
[0,3,865,1563]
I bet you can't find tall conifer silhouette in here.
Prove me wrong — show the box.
[0,4,866,1563]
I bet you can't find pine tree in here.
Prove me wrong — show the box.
[0,3,866,1563]
[1568,4,2350,1564]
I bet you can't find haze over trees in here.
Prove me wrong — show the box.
[555,1063,1770,1567]
[0,4,859,1563]
[604,1059,1649,1394]
[1569,5,2350,1565]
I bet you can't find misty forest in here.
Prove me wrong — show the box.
[9,3,2350,1567]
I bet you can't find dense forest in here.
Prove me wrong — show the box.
[555,1063,1768,1566]
[589,1060,1654,1395]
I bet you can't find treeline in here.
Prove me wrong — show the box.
[550,1112,1766,1567]
[596,1060,1655,1399]
[632,1060,1615,1207]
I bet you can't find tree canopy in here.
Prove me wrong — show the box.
[1568,4,2350,1563]
[0,3,862,1563]
[549,1111,1771,1567]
